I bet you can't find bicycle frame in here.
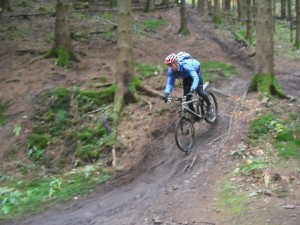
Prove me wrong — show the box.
[180,98,203,120]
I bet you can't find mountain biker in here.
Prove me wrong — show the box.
[162,52,212,115]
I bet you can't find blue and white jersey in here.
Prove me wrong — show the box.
[164,58,202,95]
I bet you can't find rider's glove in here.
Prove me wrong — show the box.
[162,93,169,103]
[186,90,195,98]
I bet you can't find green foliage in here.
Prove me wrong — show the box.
[240,159,266,176]
[273,22,300,59]
[129,76,142,94]
[27,134,49,162]
[134,62,162,78]
[202,61,237,82]
[0,165,111,217]
[29,86,116,166]
[251,73,286,98]
[37,5,55,14]
[143,19,165,31]
[101,12,115,21]
[71,2,89,10]
[56,49,70,68]
[214,15,223,25]
[218,180,248,215]
[237,30,255,45]
[134,18,165,33]
[248,113,275,140]
[248,111,300,160]
[0,100,9,126]
[76,144,102,162]
[101,27,117,41]
[0,25,22,37]
[296,41,300,50]
[277,140,300,159]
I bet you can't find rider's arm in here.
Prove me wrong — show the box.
[164,69,175,96]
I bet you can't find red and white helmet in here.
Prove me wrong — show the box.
[165,53,177,64]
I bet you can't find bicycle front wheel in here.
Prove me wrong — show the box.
[175,116,195,153]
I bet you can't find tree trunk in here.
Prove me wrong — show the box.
[144,0,155,12]
[245,0,253,42]
[296,0,300,48]
[281,0,286,19]
[46,0,78,67]
[288,0,293,42]
[207,0,213,15]
[238,0,246,21]
[213,0,221,25]
[112,0,134,140]
[251,0,285,98]
[192,0,195,9]
[224,0,231,12]
[198,0,207,15]
[178,0,190,35]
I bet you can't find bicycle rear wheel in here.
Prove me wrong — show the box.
[175,116,195,153]
[203,92,218,124]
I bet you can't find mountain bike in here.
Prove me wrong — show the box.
[167,82,218,153]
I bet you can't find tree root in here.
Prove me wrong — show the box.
[184,156,197,172]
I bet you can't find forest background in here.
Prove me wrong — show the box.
[0,0,300,224]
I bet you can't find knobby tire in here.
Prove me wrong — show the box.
[175,116,195,153]
[203,92,218,124]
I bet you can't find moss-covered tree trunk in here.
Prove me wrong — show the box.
[112,0,134,140]
[296,0,300,49]
[45,0,79,67]
[250,0,285,98]
[178,0,190,35]
[213,0,221,25]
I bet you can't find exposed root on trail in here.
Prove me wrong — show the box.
[184,155,197,172]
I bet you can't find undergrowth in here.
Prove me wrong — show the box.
[0,100,9,126]
[202,61,237,82]
[218,100,300,217]
[0,164,111,218]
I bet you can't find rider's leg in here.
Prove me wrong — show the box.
[183,77,195,112]
[197,74,211,113]
[197,85,211,105]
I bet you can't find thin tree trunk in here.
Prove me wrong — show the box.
[288,0,293,42]
[245,0,253,42]
[213,0,221,25]
[281,0,286,19]
[296,0,300,48]
[178,0,190,35]
[144,0,155,12]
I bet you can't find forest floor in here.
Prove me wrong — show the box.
[1,1,300,225]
